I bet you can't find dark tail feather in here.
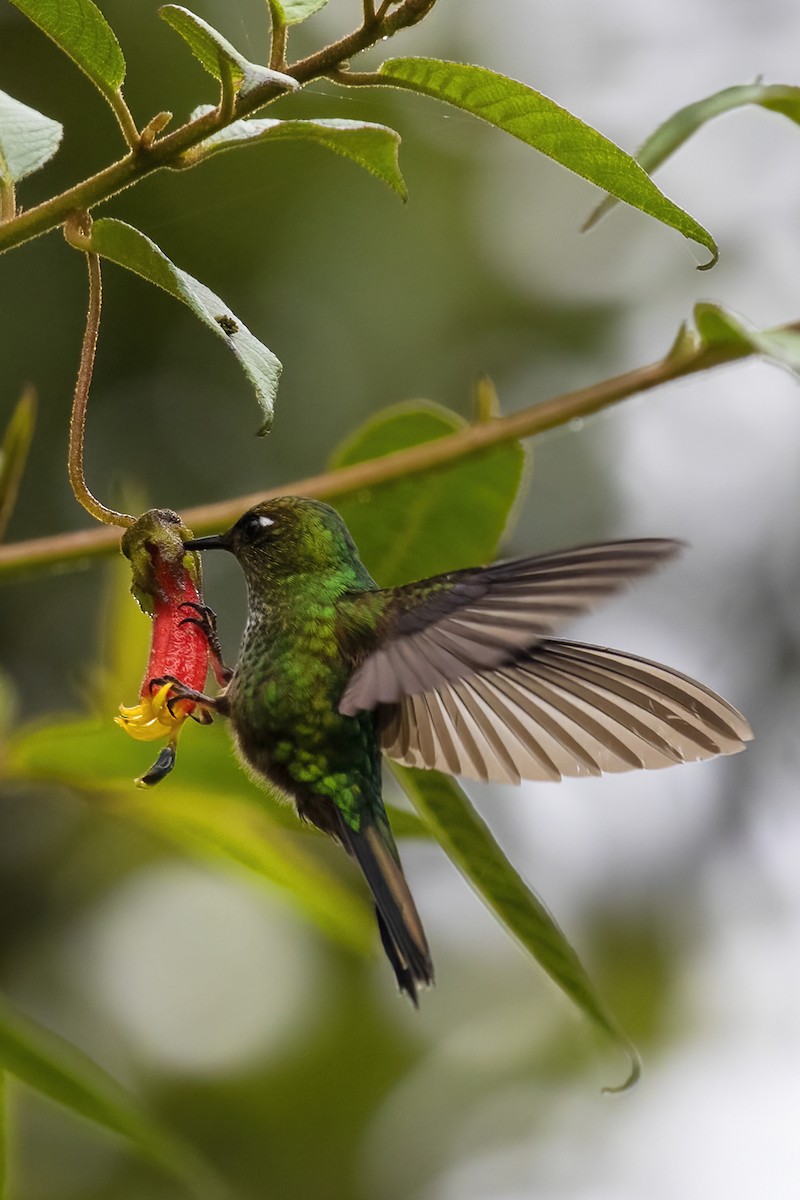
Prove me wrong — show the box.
[340,820,434,1004]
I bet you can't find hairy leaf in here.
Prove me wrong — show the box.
[331,401,527,586]
[378,57,717,268]
[87,218,281,433]
[584,82,800,231]
[160,6,298,100]
[0,997,224,1194]
[8,0,125,103]
[268,0,330,26]
[0,90,62,186]
[189,107,406,197]
[393,767,640,1091]
[0,388,36,542]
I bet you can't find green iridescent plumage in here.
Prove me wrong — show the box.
[183,496,752,1002]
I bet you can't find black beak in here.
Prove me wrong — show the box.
[183,532,230,552]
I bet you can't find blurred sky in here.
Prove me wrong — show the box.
[1,1,799,1197]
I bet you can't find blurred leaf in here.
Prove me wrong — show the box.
[109,785,376,954]
[693,302,800,373]
[0,1072,5,1199]
[584,81,800,231]
[87,218,282,433]
[393,766,640,1092]
[0,387,36,542]
[0,90,62,185]
[331,401,527,586]
[378,58,718,267]
[6,718,376,951]
[160,6,298,100]
[8,0,125,105]
[0,996,225,1195]
[268,0,330,26]
[190,107,406,198]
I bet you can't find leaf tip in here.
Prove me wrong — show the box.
[601,1042,643,1096]
[696,243,719,271]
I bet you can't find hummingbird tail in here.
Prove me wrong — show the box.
[342,822,434,1005]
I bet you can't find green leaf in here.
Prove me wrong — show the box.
[160,6,298,100]
[0,89,62,186]
[188,107,406,198]
[86,218,281,433]
[393,767,640,1092]
[378,58,717,268]
[330,401,527,586]
[268,0,330,26]
[6,717,376,952]
[584,82,800,231]
[0,1072,5,1199]
[0,996,225,1195]
[8,0,125,104]
[693,302,800,373]
[0,387,36,542]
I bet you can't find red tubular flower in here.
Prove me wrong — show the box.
[116,509,212,784]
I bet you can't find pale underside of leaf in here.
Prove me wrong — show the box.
[377,57,717,268]
[160,5,298,99]
[392,765,640,1091]
[190,106,406,197]
[584,81,800,231]
[8,0,126,101]
[86,217,281,433]
[0,89,62,185]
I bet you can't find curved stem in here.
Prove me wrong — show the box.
[67,240,135,529]
[2,317,794,578]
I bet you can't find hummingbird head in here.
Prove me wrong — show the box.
[184,496,367,583]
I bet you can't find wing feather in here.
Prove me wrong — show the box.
[340,539,682,715]
[379,640,752,783]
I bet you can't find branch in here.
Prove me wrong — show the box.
[0,320,788,580]
[0,0,440,257]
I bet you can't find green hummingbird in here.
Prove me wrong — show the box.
[177,496,752,1003]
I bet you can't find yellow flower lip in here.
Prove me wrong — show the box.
[116,682,189,742]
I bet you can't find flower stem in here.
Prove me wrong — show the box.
[67,225,135,529]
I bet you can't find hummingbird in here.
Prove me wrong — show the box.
[175,496,752,1003]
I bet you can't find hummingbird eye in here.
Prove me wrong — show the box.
[238,512,275,543]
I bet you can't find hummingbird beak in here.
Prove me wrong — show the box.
[183,532,231,552]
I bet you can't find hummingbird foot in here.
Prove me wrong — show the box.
[177,601,234,686]
[148,674,230,720]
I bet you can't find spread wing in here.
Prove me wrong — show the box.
[339,539,682,716]
[377,640,752,784]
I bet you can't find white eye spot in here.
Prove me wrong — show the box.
[257,515,274,528]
